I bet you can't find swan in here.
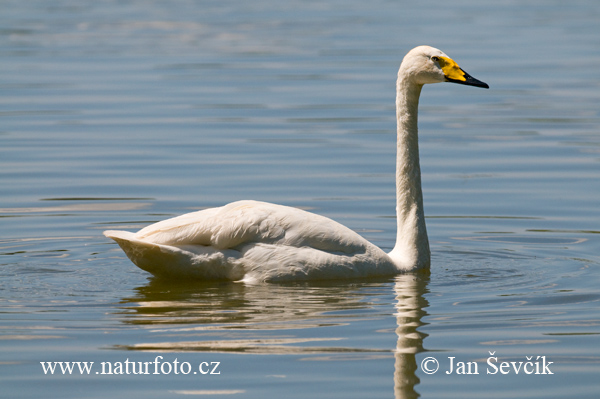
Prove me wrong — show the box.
[104,45,488,283]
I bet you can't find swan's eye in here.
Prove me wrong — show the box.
[431,56,439,62]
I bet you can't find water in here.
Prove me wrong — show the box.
[1,0,600,397]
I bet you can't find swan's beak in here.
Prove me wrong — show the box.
[439,56,489,89]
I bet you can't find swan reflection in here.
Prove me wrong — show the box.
[393,273,429,399]
[116,274,429,397]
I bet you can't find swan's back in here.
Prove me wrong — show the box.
[134,201,365,252]
[104,200,397,283]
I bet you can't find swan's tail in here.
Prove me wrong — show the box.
[103,230,243,280]
[104,230,179,276]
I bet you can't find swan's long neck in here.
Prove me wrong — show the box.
[388,73,431,270]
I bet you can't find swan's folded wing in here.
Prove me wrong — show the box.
[117,200,369,254]
[132,206,220,246]
[131,201,284,249]
[103,200,394,281]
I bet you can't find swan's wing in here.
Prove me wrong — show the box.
[126,200,369,254]
[103,200,397,282]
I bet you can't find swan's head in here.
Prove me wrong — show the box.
[400,45,489,89]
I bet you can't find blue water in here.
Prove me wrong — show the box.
[2,1,600,398]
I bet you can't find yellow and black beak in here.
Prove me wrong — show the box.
[438,56,489,89]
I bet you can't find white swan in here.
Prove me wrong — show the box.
[104,45,488,283]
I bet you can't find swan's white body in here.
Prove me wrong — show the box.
[104,45,488,283]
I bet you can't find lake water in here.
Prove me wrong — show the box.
[1,0,599,397]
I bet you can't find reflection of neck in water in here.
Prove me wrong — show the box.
[393,273,429,399]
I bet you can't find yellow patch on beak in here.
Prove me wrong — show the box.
[438,56,466,82]
[437,56,489,88]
